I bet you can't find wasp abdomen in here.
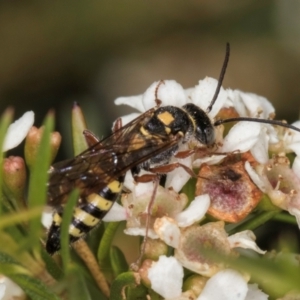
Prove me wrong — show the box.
[46,179,123,254]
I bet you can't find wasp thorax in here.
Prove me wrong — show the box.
[145,106,191,136]
[182,103,215,146]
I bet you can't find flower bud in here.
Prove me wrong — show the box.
[25,126,61,168]
[183,274,208,296]
[142,238,168,261]
[138,259,153,288]
[3,156,26,208]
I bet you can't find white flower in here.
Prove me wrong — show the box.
[246,284,268,300]
[3,111,34,152]
[114,77,282,190]
[228,230,266,255]
[197,269,248,300]
[148,255,184,299]
[0,276,24,300]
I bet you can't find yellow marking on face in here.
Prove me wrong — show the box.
[87,193,114,211]
[53,213,62,226]
[108,180,122,193]
[69,225,85,237]
[157,111,174,126]
[74,207,100,226]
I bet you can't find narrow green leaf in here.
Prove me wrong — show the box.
[273,212,297,225]
[0,108,14,216]
[0,206,43,230]
[228,210,279,235]
[0,232,42,275]
[72,103,88,155]
[199,245,300,298]
[229,254,300,298]
[65,266,93,300]
[97,222,119,273]
[27,112,54,253]
[41,248,64,281]
[60,189,79,274]
[9,274,61,300]
[0,261,31,276]
[110,246,128,278]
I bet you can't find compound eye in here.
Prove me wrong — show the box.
[196,124,215,145]
[204,126,215,145]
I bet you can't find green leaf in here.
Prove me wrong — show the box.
[65,266,93,300]
[0,108,14,216]
[230,254,300,298]
[10,274,61,300]
[0,259,60,300]
[27,112,54,253]
[72,103,88,155]
[0,206,43,230]
[0,232,43,275]
[41,248,64,281]
[228,210,279,235]
[60,188,80,274]
[110,246,128,278]
[110,271,147,300]
[97,222,120,277]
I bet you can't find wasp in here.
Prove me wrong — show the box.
[46,98,216,254]
[46,43,300,254]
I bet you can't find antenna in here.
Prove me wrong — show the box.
[206,43,230,114]
[214,117,300,133]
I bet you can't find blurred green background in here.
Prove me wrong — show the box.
[1,0,300,260]
[1,0,300,156]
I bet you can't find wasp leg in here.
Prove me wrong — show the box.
[174,149,197,159]
[131,176,160,271]
[133,173,159,183]
[133,162,197,183]
[149,162,197,178]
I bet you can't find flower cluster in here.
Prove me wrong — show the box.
[106,77,300,299]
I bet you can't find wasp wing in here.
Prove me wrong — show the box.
[47,108,181,207]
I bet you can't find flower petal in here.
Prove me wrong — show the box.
[116,112,140,127]
[287,207,300,229]
[124,227,158,239]
[191,77,227,118]
[245,283,269,300]
[175,195,210,227]
[221,121,261,153]
[231,90,275,119]
[148,256,183,299]
[154,216,180,248]
[114,95,145,112]
[244,161,267,193]
[41,207,54,229]
[165,151,193,193]
[103,202,127,222]
[0,276,24,300]
[142,80,187,110]
[228,230,266,254]
[3,111,34,152]
[197,269,248,300]
[193,154,226,169]
[250,129,269,164]
[292,156,300,179]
